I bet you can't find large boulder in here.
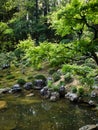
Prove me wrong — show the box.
[88,100,96,107]
[59,85,66,98]
[50,92,60,102]
[0,88,10,94]
[40,87,51,99]
[79,124,98,130]
[9,84,22,93]
[65,92,79,102]
[23,82,33,90]
[34,79,46,90]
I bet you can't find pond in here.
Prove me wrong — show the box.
[0,93,98,130]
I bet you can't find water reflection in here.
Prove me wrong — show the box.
[0,97,98,130]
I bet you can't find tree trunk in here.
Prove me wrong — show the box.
[35,0,39,45]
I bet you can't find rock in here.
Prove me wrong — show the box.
[79,124,98,130]
[0,101,7,110]
[88,100,96,107]
[92,85,98,89]
[2,64,10,69]
[24,82,33,90]
[9,84,22,93]
[50,92,60,102]
[40,87,51,99]
[0,88,10,94]
[50,96,57,102]
[59,85,66,98]
[65,92,78,102]
[26,93,34,97]
[91,91,97,98]
[34,79,46,90]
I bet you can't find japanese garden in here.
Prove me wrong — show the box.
[0,0,98,130]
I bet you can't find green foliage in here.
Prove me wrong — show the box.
[52,85,60,91]
[79,76,94,88]
[71,86,77,93]
[78,87,84,96]
[17,78,26,85]
[17,40,75,69]
[34,74,46,81]
[27,76,34,80]
[64,73,73,84]
[0,22,14,52]
[62,64,94,87]
[50,0,98,64]
[49,68,57,75]
[6,74,15,80]
[52,72,61,82]
[62,64,93,76]
[47,80,53,88]
[0,52,16,69]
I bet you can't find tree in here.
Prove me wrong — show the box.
[50,0,98,64]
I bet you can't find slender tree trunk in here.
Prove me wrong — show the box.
[35,0,39,45]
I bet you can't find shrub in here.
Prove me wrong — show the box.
[47,80,53,88]
[34,74,46,81]
[6,75,15,80]
[48,68,57,75]
[52,72,61,82]
[17,78,26,85]
[71,86,77,93]
[27,76,34,80]
[64,73,73,84]
[79,76,94,88]
[78,87,84,96]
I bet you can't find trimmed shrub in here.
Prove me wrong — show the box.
[52,73,61,82]
[64,73,73,84]
[78,87,84,96]
[71,86,77,93]
[34,74,46,81]
[27,76,34,80]
[17,78,26,85]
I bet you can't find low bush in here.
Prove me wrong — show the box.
[78,87,84,96]
[34,74,46,81]
[71,86,77,93]
[64,73,73,84]
[17,78,26,85]
[52,73,61,82]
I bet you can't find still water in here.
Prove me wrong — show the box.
[0,94,98,130]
